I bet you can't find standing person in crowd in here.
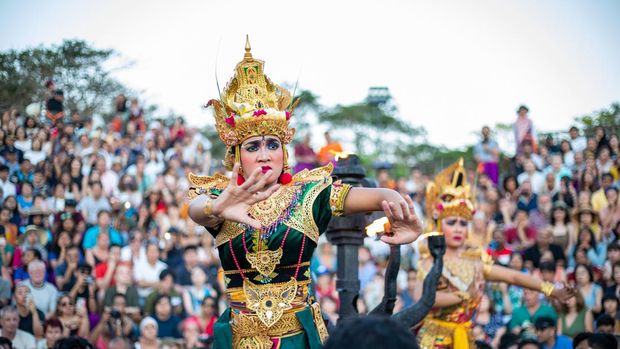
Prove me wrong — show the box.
[316,131,343,166]
[293,133,316,173]
[474,126,501,185]
[513,105,537,156]
[569,126,587,153]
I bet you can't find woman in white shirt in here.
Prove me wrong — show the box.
[24,139,47,166]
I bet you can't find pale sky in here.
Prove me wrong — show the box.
[1,0,619,150]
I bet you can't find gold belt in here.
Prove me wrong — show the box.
[231,307,304,337]
[227,282,311,305]
[231,302,328,349]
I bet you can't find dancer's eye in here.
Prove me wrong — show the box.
[267,140,280,150]
[446,219,457,226]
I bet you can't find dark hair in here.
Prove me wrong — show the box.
[517,105,529,113]
[518,339,543,349]
[595,313,615,328]
[588,333,618,349]
[574,263,594,284]
[498,332,520,349]
[0,337,12,349]
[183,245,198,254]
[154,294,171,307]
[202,296,219,315]
[574,227,596,258]
[159,269,175,281]
[323,316,419,349]
[539,261,556,273]
[44,318,64,332]
[502,175,519,194]
[572,332,592,349]
[550,203,570,226]
[112,293,127,303]
[25,248,43,261]
[53,336,95,349]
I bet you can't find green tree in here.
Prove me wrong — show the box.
[0,40,128,116]
[573,102,620,137]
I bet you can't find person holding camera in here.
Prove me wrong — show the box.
[53,294,89,338]
[62,262,97,315]
[13,284,44,338]
[90,293,135,347]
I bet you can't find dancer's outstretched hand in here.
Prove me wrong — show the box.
[552,282,577,303]
[380,195,423,245]
[211,163,280,229]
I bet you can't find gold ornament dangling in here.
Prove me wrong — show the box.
[245,248,283,278]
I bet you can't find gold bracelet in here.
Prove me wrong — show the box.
[540,281,555,297]
[203,199,214,216]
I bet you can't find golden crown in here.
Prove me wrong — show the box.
[208,36,297,147]
[425,158,474,231]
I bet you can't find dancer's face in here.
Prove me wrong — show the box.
[441,216,468,248]
[239,135,284,185]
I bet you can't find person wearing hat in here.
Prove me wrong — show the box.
[573,204,602,240]
[17,225,48,261]
[136,316,160,349]
[534,316,572,349]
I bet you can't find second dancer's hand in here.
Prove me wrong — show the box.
[211,163,280,229]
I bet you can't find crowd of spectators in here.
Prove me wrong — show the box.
[0,87,618,349]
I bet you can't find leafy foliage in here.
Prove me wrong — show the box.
[0,40,128,116]
[573,102,620,137]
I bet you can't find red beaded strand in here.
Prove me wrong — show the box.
[241,225,292,254]
[293,235,307,278]
[229,239,245,279]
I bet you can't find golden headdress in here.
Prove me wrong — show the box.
[425,158,474,232]
[207,36,298,170]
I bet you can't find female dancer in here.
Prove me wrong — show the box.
[415,160,574,349]
[188,37,421,349]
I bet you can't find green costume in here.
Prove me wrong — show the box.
[189,37,352,349]
[190,164,350,349]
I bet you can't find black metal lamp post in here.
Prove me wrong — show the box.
[325,154,367,319]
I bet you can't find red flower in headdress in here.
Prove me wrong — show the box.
[436,203,444,211]
[285,111,291,121]
[225,113,235,127]
[253,109,267,117]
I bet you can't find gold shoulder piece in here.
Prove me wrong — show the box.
[330,180,352,217]
[291,163,334,183]
[187,172,230,200]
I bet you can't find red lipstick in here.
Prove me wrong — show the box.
[261,166,272,173]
